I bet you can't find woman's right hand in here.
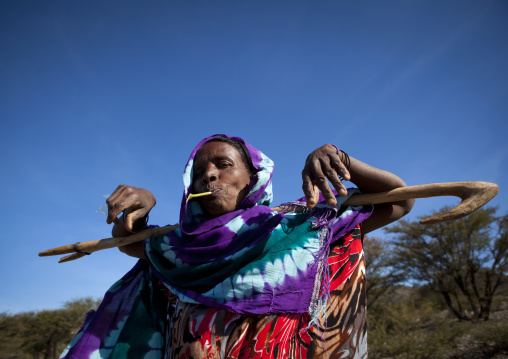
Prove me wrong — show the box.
[302,144,350,209]
[106,185,156,234]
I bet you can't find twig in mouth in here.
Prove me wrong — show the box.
[186,191,212,203]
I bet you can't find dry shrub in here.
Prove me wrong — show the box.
[368,294,463,359]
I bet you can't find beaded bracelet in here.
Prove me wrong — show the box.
[339,150,351,173]
[330,144,351,173]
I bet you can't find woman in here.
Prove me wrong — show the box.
[62,135,413,359]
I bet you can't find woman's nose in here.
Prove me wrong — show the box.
[203,165,218,184]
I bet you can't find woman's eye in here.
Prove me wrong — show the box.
[218,162,231,169]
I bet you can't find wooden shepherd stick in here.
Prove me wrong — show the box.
[39,181,498,263]
[48,225,179,263]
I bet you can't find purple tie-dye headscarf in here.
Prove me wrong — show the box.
[179,134,278,236]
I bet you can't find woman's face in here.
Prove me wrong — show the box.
[192,141,252,218]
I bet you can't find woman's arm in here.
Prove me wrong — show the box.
[106,185,156,259]
[302,144,414,233]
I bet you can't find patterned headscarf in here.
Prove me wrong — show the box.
[179,134,278,236]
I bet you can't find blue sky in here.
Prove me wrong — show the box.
[1,0,507,313]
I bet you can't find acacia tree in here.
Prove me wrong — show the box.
[20,309,72,359]
[385,206,508,321]
[363,236,403,308]
[18,298,100,359]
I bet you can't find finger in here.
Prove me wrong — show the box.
[107,196,134,225]
[330,151,350,181]
[107,184,127,204]
[106,185,127,224]
[325,163,348,198]
[106,185,141,224]
[318,156,346,198]
[311,159,337,207]
[302,171,319,208]
[124,211,134,232]
[124,209,147,232]
[328,154,349,197]
[106,203,122,224]
[107,199,128,224]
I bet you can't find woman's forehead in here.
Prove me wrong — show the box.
[194,141,242,165]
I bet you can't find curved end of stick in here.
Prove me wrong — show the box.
[39,244,76,257]
[58,253,86,263]
[420,182,499,224]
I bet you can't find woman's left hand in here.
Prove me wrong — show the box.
[106,185,156,233]
[302,144,350,209]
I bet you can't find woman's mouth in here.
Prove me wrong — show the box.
[207,187,221,194]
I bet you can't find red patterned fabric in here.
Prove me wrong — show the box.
[162,226,367,359]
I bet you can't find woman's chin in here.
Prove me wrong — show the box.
[202,202,232,218]
[200,193,245,218]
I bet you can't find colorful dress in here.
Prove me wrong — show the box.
[60,135,372,359]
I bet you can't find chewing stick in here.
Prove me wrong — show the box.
[186,191,212,203]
